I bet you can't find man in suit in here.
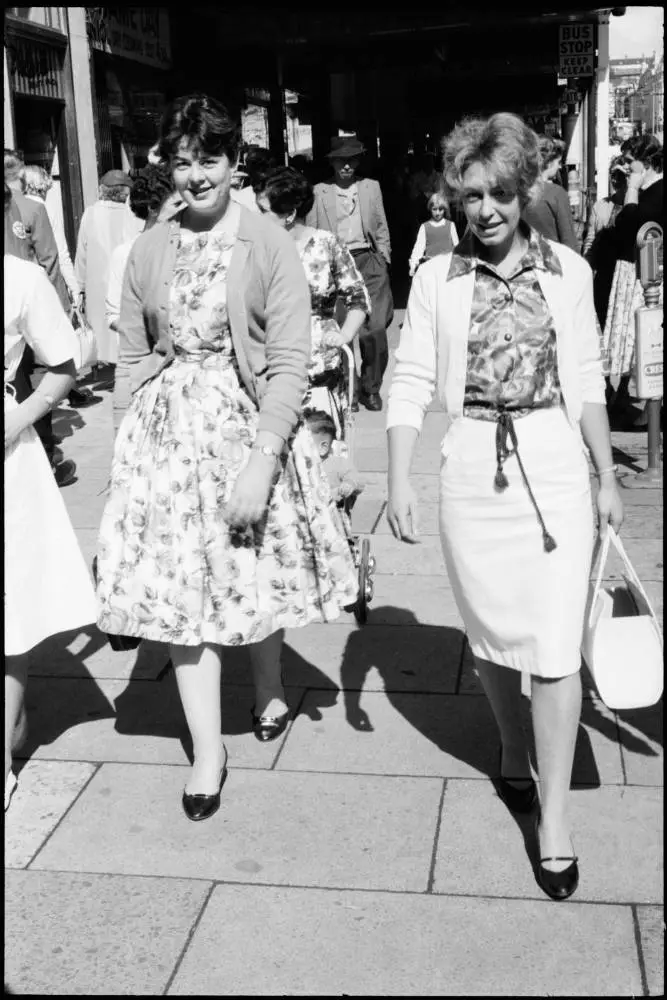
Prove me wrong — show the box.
[306,136,393,411]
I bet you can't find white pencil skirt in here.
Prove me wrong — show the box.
[438,407,594,678]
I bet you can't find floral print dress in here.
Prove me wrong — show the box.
[300,230,370,438]
[96,227,359,647]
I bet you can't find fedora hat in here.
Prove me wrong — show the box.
[326,136,366,160]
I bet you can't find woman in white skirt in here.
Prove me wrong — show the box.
[5,190,98,809]
[386,114,623,901]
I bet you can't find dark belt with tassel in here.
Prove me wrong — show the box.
[470,404,557,554]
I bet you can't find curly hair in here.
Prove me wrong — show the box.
[621,134,663,172]
[99,184,131,203]
[158,92,241,163]
[129,163,174,220]
[537,134,565,169]
[20,163,52,198]
[304,408,336,439]
[442,112,542,209]
[254,166,314,219]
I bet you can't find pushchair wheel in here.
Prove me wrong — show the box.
[353,538,372,625]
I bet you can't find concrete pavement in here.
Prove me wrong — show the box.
[5,315,663,996]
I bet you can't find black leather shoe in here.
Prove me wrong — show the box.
[359,392,382,412]
[251,707,290,742]
[52,459,77,488]
[535,818,579,900]
[182,766,228,822]
[496,748,537,814]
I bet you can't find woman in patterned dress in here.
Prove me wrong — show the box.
[96,94,358,822]
[255,166,371,441]
[387,114,623,900]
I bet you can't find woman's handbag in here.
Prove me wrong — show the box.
[582,527,663,709]
[71,305,97,371]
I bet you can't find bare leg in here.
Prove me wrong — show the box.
[474,656,532,784]
[248,629,287,718]
[531,671,582,873]
[171,642,226,795]
[5,655,29,783]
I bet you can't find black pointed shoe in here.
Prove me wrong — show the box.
[535,817,579,900]
[496,748,537,814]
[182,766,228,822]
[251,707,290,743]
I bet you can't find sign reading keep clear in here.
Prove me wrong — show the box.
[558,23,595,77]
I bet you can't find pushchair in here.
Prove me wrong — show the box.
[307,345,376,625]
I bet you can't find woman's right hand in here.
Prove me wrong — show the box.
[387,480,420,543]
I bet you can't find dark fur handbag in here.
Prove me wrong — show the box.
[91,557,142,652]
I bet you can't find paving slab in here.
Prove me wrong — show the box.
[369,534,448,575]
[31,763,443,892]
[433,781,663,904]
[4,870,210,996]
[636,904,665,997]
[362,574,464,625]
[5,760,97,869]
[275,621,465,694]
[20,676,302,770]
[26,628,169,681]
[280,690,505,779]
[616,702,663,787]
[167,883,643,997]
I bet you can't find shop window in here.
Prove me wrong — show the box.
[286,90,312,160]
[242,102,270,149]
[6,8,64,32]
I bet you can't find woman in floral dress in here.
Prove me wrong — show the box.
[96,94,358,822]
[255,167,370,442]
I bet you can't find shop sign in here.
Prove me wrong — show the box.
[88,8,171,69]
[558,23,595,78]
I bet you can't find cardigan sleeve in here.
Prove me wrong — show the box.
[386,265,436,431]
[113,242,154,432]
[408,224,426,276]
[572,257,606,405]
[256,229,312,442]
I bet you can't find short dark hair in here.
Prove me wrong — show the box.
[304,409,336,438]
[129,163,174,220]
[621,134,663,172]
[244,146,278,189]
[255,166,314,219]
[158,93,241,163]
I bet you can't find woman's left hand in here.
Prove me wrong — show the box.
[223,456,276,529]
[4,408,28,453]
[596,478,624,538]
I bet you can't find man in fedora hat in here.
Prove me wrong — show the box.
[307,136,393,411]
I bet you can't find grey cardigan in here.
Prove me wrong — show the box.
[113,207,312,443]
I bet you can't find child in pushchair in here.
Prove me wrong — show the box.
[304,351,376,623]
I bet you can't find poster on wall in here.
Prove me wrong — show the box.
[87,8,172,70]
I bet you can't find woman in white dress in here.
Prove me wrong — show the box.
[5,187,98,809]
[387,114,623,901]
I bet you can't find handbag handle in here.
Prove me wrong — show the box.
[589,526,656,626]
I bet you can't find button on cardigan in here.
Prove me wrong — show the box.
[113,206,312,441]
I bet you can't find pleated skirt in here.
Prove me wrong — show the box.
[438,407,594,677]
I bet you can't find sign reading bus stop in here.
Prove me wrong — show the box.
[558,23,595,77]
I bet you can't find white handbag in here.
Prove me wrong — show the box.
[582,527,663,710]
[71,305,97,371]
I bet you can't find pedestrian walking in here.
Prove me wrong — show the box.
[408,191,459,277]
[522,134,579,252]
[306,136,393,412]
[75,169,143,371]
[602,133,663,421]
[20,164,97,410]
[95,93,358,821]
[106,164,174,338]
[4,203,98,811]
[582,161,628,330]
[255,165,370,439]
[386,112,623,901]
[5,151,76,484]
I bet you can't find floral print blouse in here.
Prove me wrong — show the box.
[299,230,370,377]
[447,226,564,419]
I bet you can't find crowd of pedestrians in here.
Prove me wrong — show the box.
[4,95,663,900]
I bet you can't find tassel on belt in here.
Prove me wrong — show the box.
[488,407,557,554]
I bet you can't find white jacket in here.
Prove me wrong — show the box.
[387,240,605,446]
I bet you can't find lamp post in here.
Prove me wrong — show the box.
[622,223,663,489]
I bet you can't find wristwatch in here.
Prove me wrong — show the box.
[252,443,282,459]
